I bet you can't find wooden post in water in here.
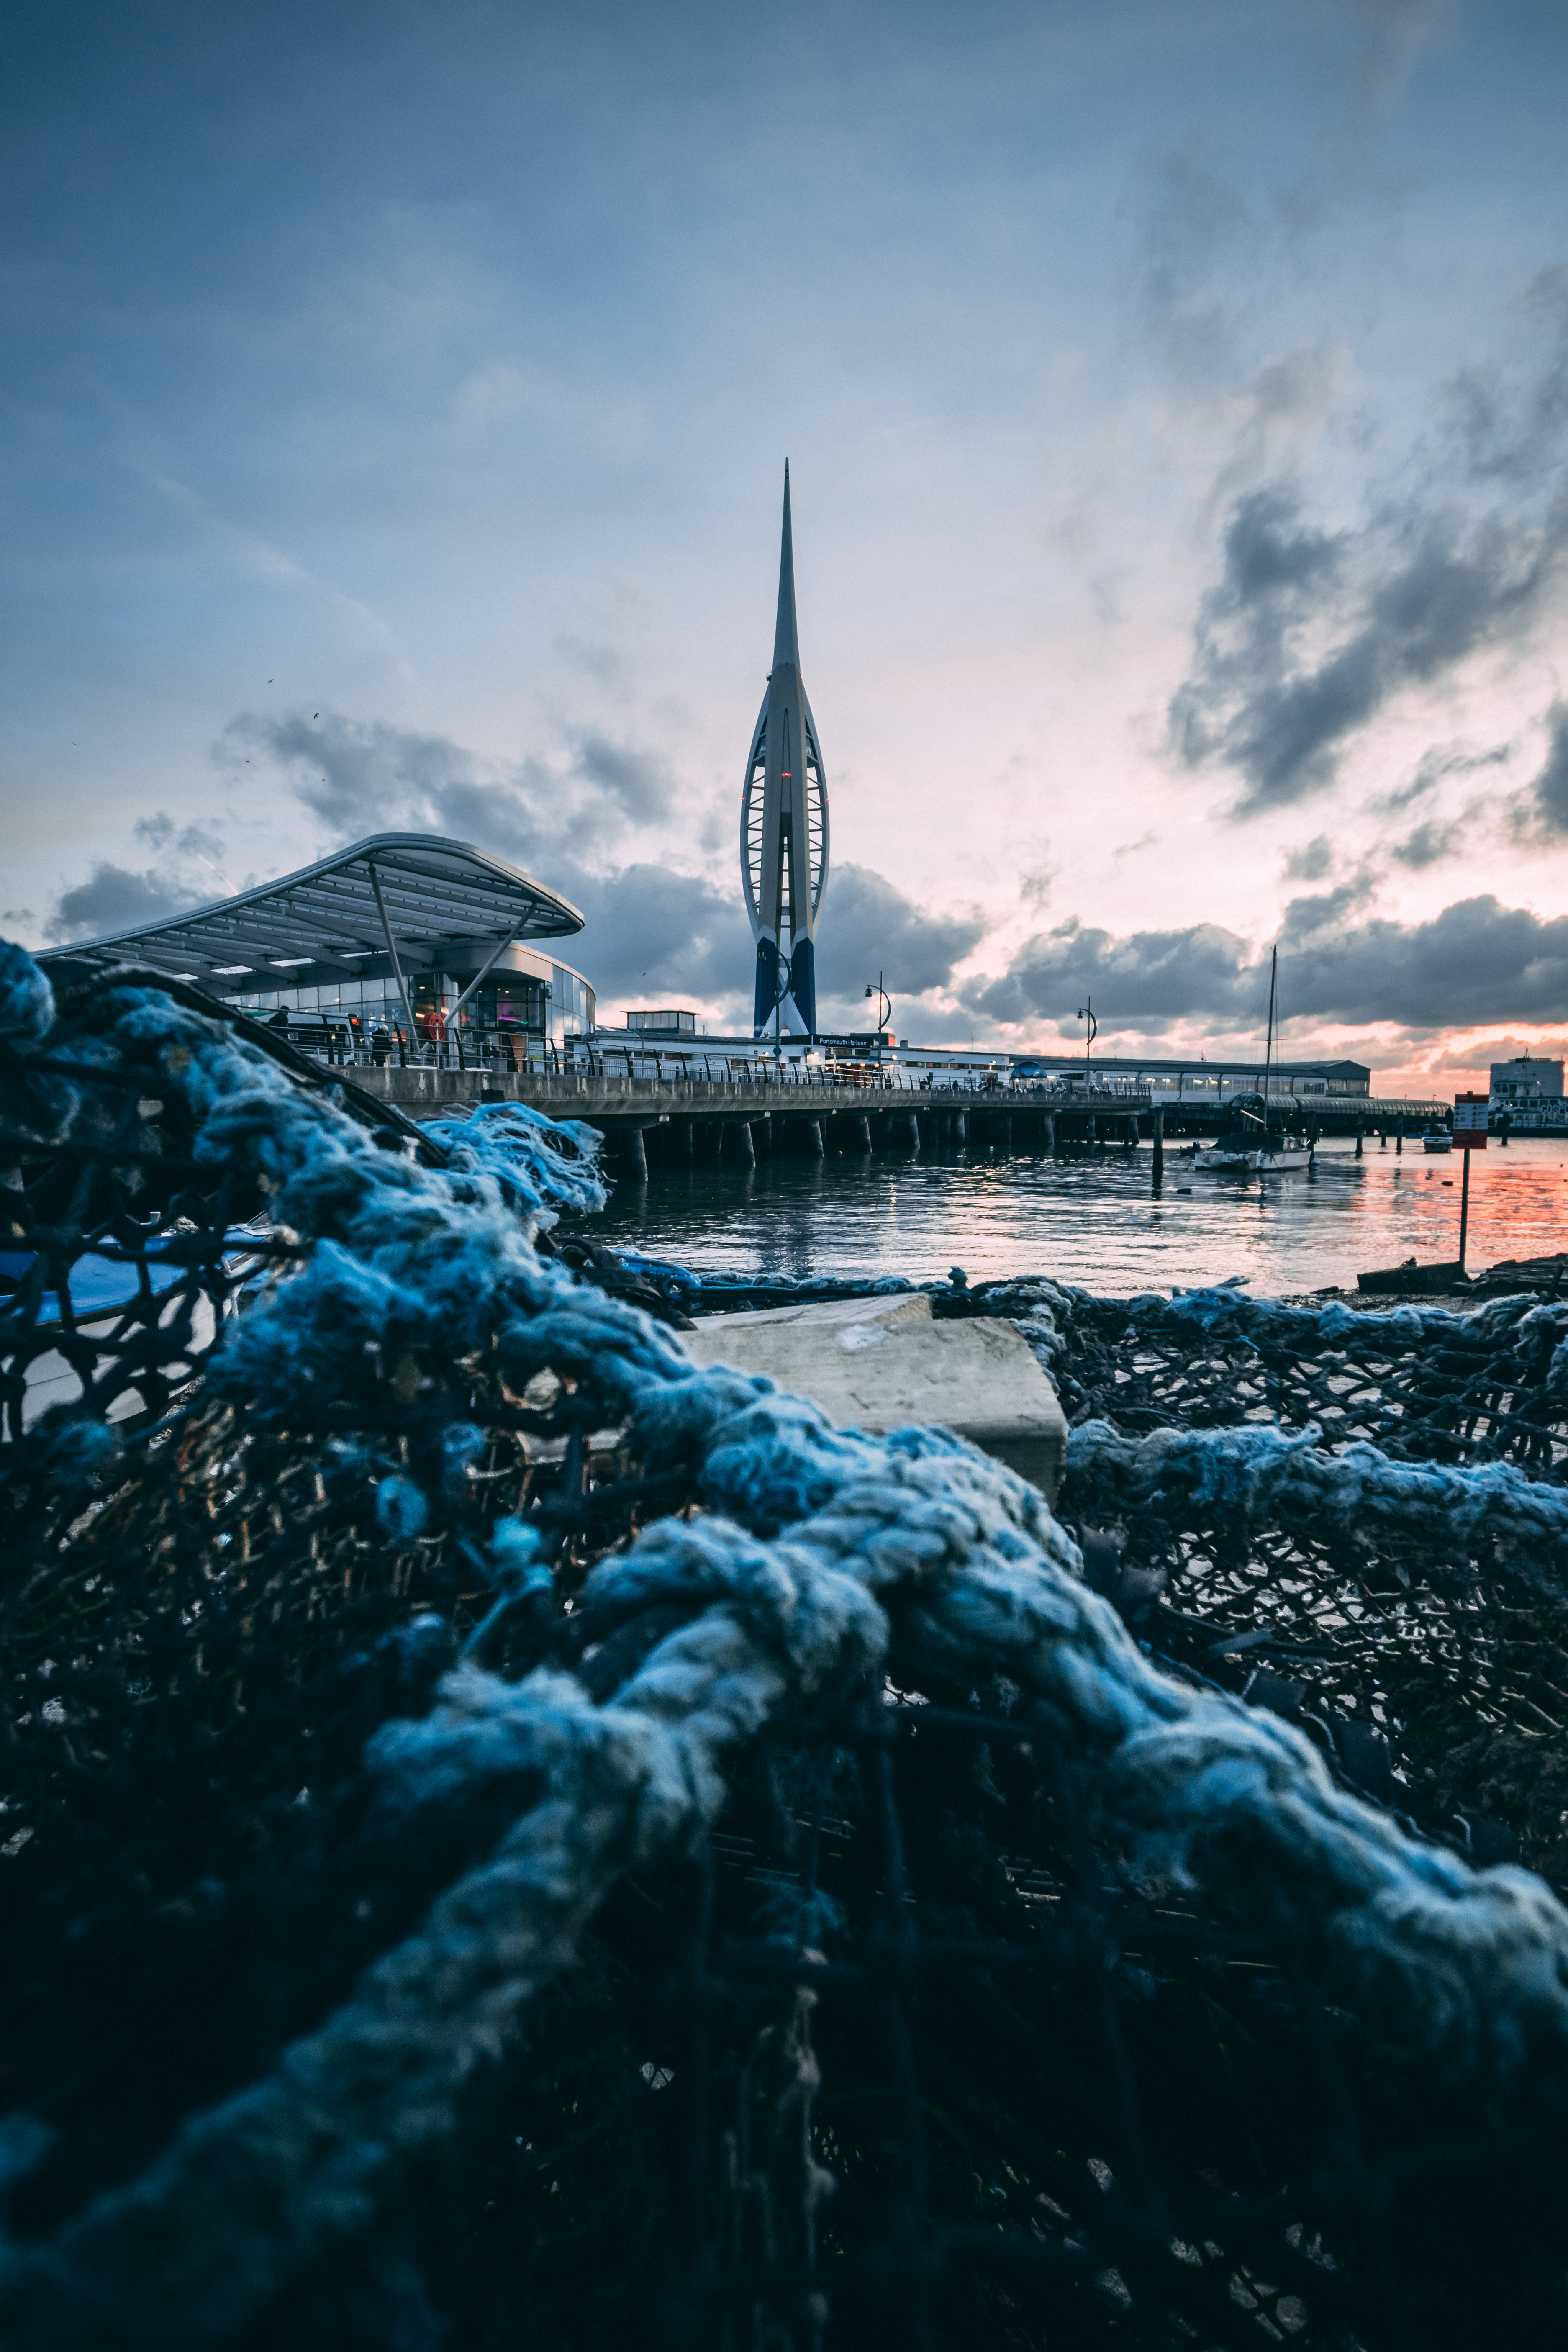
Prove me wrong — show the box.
[1151,1107,1164,1185]
[1458,1143,1472,1272]
[1355,1120,1364,1159]
[623,1126,648,1181]
[1396,1120,1403,1155]
[801,1118,824,1158]
[953,1108,967,1144]
[1042,1111,1055,1154]
[730,1120,756,1165]
[852,1113,871,1151]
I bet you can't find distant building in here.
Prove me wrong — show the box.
[623,1009,697,1036]
[1490,1055,1564,1104]
[1489,1055,1565,1129]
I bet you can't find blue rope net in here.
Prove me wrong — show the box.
[1,940,1566,2350]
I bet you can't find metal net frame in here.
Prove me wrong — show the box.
[1,953,1566,2351]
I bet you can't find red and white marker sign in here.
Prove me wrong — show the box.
[1453,1091,1488,1149]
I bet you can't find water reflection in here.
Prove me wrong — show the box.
[592,1136,1568,1294]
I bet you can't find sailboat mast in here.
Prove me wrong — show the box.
[1263,945,1277,1115]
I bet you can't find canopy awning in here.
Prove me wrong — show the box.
[38,835,584,999]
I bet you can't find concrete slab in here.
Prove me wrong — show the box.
[681,1292,1068,1503]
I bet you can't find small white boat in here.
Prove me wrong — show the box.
[1422,1127,1453,1154]
[1193,1139,1311,1173]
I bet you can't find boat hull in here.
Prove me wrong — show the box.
[1192,1145,1311,1173]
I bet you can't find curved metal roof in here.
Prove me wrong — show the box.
[39,834,585,998]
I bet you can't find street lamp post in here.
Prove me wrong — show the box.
[865,973,891,1067]
[1077,996,1097,1073]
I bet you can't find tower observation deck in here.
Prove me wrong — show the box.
[741,463,829,1037]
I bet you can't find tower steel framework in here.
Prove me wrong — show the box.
[741,463,829,1037]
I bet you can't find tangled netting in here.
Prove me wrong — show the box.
[2,945,1568,2351]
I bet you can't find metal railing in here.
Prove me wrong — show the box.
[273,1026,1036,1096]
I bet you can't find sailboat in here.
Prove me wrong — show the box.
[1192,946,1312,1173]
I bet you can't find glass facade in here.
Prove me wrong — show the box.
[551,967,595,1040]
[230,958,593,1048]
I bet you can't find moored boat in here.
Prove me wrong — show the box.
[1191,1096,1311,1173]
[1191,947,1311,1173]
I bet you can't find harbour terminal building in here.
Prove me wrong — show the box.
[39,835,595,1062]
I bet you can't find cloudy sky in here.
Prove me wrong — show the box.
[4,0,1567,1086]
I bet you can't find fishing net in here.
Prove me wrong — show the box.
[1,943,1566,2351]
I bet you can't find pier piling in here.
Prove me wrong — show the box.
[1152,1107,1164,1185]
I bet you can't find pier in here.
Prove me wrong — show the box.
[345,1057,1446,1172]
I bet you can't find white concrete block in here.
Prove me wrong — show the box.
[681,1292,1068,1503]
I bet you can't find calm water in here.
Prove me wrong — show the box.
[590,1135,1568,1295]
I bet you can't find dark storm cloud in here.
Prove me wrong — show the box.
[133,812,227,861]
[814,864,988,1003]
[1278,873,1375,934]
[1388,816,1463,868]
[970,894,1568,1036]
[1280,897,1568,1028]
[569,734,674,824]
[223,708,677,863]
[52,863,196,939]
[49,809,232,941]
[1168,485,1568,814]
[1509,702,1568,844]
[1283,834,1333,881]
[563,865,751,1011]
[966,917,1254,1033]
[223,712,524,845]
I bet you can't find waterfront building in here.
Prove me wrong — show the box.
[1489,1054,1566,1131]
[1006,1054,1372,1104]
[39,833,595,1053]
[742,464,829,1039]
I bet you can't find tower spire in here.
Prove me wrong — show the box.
[772,460,799,669]
[740,465,830,1038]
